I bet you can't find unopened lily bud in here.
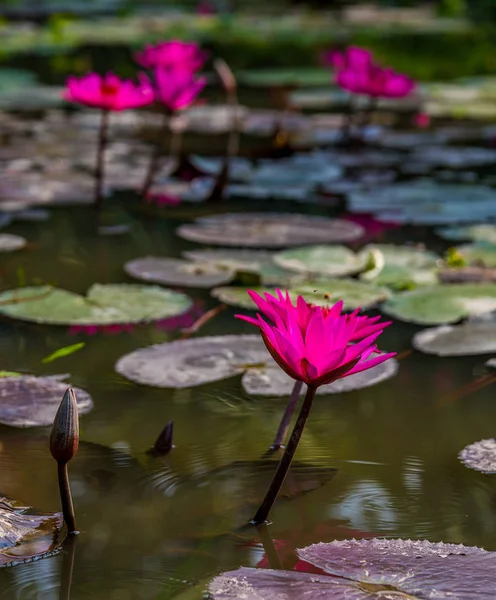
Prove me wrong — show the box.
[214,58,237,94]
[50,388,79,464]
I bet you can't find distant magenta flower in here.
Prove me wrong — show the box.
[153,67,207,112]
[64,73,153,111]
[322,46,373,71]
[64,73,153,211]
[336,64,415,99]
[237,288,395,524]
[135,40,208,72]
[414,112,431,128]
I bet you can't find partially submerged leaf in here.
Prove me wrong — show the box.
[459,439,496,474]
[124,256,234,288]
[383,284,496,325]
[41,342,85,364]
[273,246,367,278]
[413,320,496,356]
[115,335,269,389]
[437,224,496,244]
[0,375,92,427]
[177,213,364,248]
[456,243,496,268]
[0,284,192,325]
[0,497,63,567]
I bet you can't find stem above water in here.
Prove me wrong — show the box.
[251,384,317,525]
[57,461,77,535]
[269,379,304,453]
[94,109,109,213]
[141,111,171,199]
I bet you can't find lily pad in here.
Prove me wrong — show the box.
[456,243,496,268]
[0,234,26,252]
[177,213,364,248]
[437,224,496,244]
[0,284,192,325]
[358,244,440,288]
[460,439,496,473]
[413,319,496,356]
[115,335,269,389]
[383,284,496,325]
[213,279,390,311]
[0,497,63,567]
[210,539,496,599]
[273,246,367,278]
[124,257,234,288]
[0,375,92,428]
[250,156,342,188]
[238,68,332,88]
[183,249,274,272]
[242,357,399,396]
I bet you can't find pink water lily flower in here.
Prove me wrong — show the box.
[64,73,154,111]
[322,46,373,71]
[153,67,207,112]
[236,289,394,387]
[337,64,415,99]
[135,40,208,71]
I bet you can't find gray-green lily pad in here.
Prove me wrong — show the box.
[0,234,26,252]
[237,68,332,88]
[273,245,368,278]
[0,497,63,567]
[0,375,92,427]
[115,335,269,389]
[413,319,496,356]
[456,243,496,268]
[383,284,496,325]
[0,284,192,325]
[358,244,440,288]
[437,224,496,244]
[124,257,234,288]
[210,539,496,599]
[177,213,364,248]
[242,357,399,397]
[212,279,391,311]
[460,439,496,474]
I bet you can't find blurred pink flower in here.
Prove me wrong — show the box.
[337,65,415,98]
[153,67,207,112]
[145,192,182,206]
[414,112,431,128]
[236,289,394,387]
[322,46,373,71]
[68,323,135,336]
[64,73,154,111]
[135,40,208,71]
[197,1,216,14]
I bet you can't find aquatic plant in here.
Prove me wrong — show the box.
[235,289,394,523]
[135,40,208,72]
[322,45,373,71]
[64,73,153,210]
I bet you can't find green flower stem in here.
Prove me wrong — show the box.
[269,379,304,452]
[94,108,109,213]
[251,384,317,525]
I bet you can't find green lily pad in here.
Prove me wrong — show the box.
[273,245,368,278]
[456,243,496,268]
[383,284,496,325]
[124,257,234,288]
[212,279,391,311]
[437,224,496,244]
[413,319,496,356]
[0,284,192,325]
[359,244,440,289]
[237,68,332,88]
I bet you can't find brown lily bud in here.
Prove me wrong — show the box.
[214,58,237,94]
[50,388,79,464]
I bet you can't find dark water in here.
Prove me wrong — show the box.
[0,199,495,599]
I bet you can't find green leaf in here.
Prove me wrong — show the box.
[41,343,85,364]
[0,371,21,378]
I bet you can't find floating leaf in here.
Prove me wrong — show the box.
[124,257,234,288]
[456,243,496,268]
[437,224,496,244]
[0,375,92,427]
[459,439,496,474]
[273,246,367,278]
[413,319,496,356]
[383,284,496,325]
[115,335,269,389]
[41,342,86,364]
[0,284,192,325]
[213,279,390,311]
[0,234,26,253]
[237,68,333,88]
[242,357,399,397]
[0,497,63,567]
[177,213,364,248]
